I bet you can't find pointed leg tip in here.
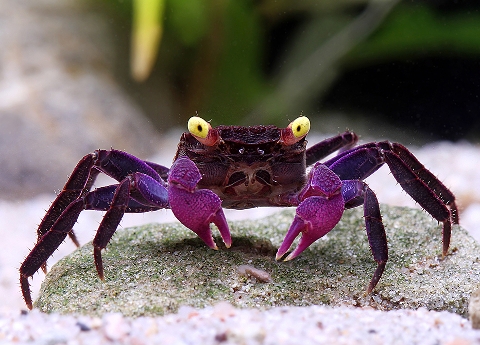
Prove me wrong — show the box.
[366,262,386,295]
[96,269,105,281]
[365,286,373,296]
[20,275,33,310]
[442,245,449,258]
[93,247,105,281]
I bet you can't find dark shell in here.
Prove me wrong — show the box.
[215,125,281,145]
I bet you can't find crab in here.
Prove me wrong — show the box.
[20,116,459,309]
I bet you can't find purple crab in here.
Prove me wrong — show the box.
[20,116,458,309]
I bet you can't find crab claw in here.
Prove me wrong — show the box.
[276,194,344,261]
[168,157,232,249]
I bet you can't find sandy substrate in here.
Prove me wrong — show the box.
[1,303,478,345]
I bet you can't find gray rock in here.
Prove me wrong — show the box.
[0,0,163,199]
[470,288,480,329]
[35,205,480,317]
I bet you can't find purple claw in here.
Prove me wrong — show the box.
[168,157,232,249]
[277,163,345,261]
[277,195,344,260]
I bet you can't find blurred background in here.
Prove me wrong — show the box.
[2,0,480,198]
[1,0,480,310]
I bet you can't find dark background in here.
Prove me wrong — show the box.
[103,0,480,142]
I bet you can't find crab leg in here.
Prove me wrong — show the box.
[36,154,95,240]
[168,157,232,249]
[92,178,131,280]
[37,154,98,250]
[20,150,172,309]
[381,142,459,224]
[342,180,388,293]
[20,199,85,309]
[326,142,456,256]
[144,160,170,181]
[91,172,170,279]
[36,154,96,268]
[306,131,358,166]
[381,147,452,255]
[85,185,162,213]
[325,144,384,180]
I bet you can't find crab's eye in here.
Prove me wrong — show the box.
[281,116,310,145]
[188,116,210,138]
[187,116,220,146]
[290,116,310,138]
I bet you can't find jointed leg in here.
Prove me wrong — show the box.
[380,143,453,255]
[380,142,459,224]
[342,180,388,293]
[36,154,96,272]
[20,199,85,309]
[93,178,131,280]
[90,171,170,279]
[326,142,457,256]
[20,149,171,309]
[306,131,358,166]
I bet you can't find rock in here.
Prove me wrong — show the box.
[0,0,163,199]
[469,288,480,329]
[35,206,480,317]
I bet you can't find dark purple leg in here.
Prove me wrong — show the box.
[342,180,388,293]
[64,166,102,248]
[92,178,131,280]
[36,154,95,242]
[381,142,459,224]
[20,199,85,309]
[85,185,162,213]
[145,161,170,182]
[306,131,358,166]
[95,149,164,183]
[326,142,457,256]
[380,144,453,255]
[130,172,169,208]
[325,144,384,180]
[20,149,171,309]
[90,172,169,279]
[36,154,96,273]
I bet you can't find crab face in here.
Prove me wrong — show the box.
[175,116,311,209]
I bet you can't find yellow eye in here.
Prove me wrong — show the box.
[187,116,220,146]
[188,116,210,139]
[290,116,310,138]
